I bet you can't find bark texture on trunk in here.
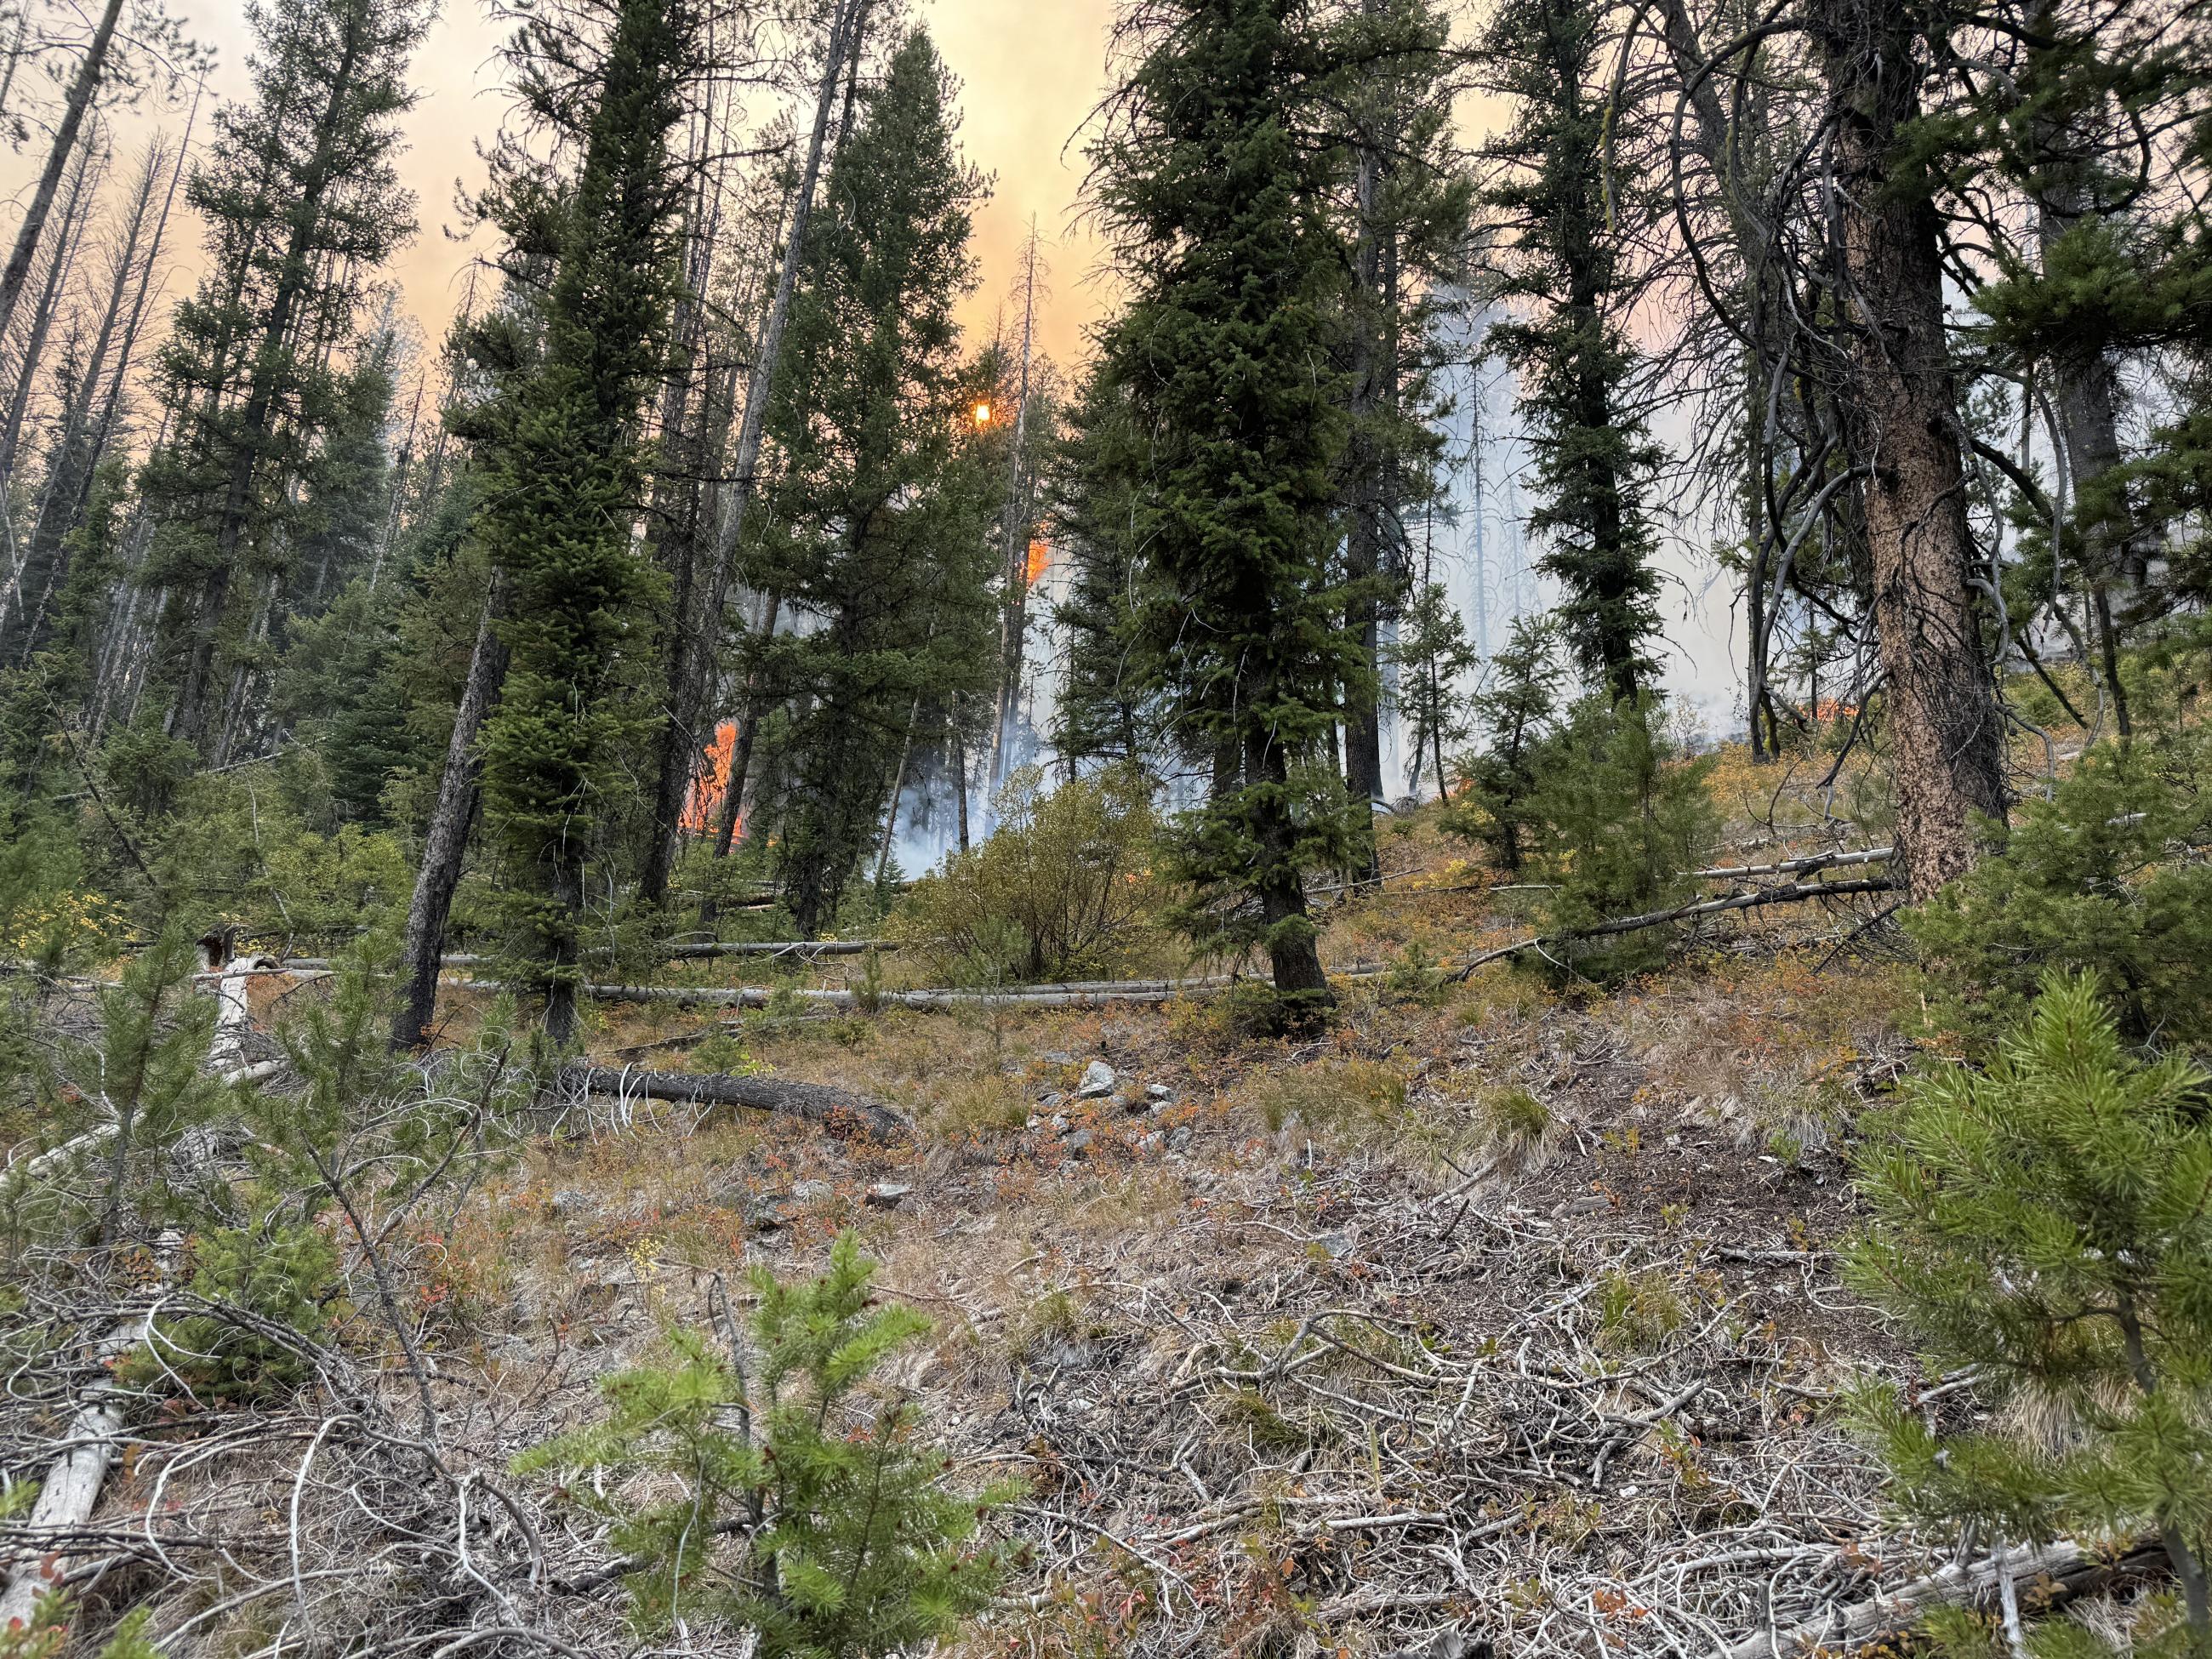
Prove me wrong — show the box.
[1821,0,2006,898]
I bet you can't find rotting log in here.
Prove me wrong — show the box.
[559,1064,909,1141]
[1717,1536,2164,1659]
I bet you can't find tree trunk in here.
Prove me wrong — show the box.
[1246,730,1331,1018]
[0,0,124,343]
[391,575,509,1050]
[4,134,161,661]
[560,1063,906,1141]
[698,592,778,931]
[0,134,98,485]
[1820,0,2005,898]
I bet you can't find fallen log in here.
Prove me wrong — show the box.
[1717,1536,2165,1659]
[1456,876,1895,979]
[0,1303,161,1627]
[559,1064,909,1141]
[1688,846,1893,881]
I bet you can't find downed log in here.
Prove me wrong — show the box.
[1689,846,1892,881]
[559,1064,909,1141]
[0,1303,162,1625]
[1456,877,1895,979]
[1718,1536,2165,1659]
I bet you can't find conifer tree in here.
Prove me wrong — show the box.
[137,0,429,767]
[470,0,703,1041]
[1046,357,1159,772]
[1330,0,1471,874]
[1475,0,1663,706]
[518,1231,1017,1651]
[1091,0,1360,1023]
[746,29,993,939]
[1446,611,1562,875]
[1388,574,1475,802]
[1850,974,2212,1647]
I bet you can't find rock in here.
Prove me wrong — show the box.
[1166,1126,1194,1153]
[1063,1129,1095,1157]
[1146,1083,1174,1103]
[1036,1091,1066,1111]
[1136,1132,1164,1155]
[1554,1194,1612,1217]
[1314,1231,1355,1259]
[864,1181,913,1210]
[792,1179,833,1202]
[1075,1060,1116,1098]
[1050,1115,1069,1133]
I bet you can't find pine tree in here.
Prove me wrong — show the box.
[470,0,704,1042]
[1475,0,1663,706]
[746,29,994,939]
[1091,0,1360,1023]
[1445,612,1563,875]
[1330,0,1471,871]
[1850,974,2212,1647]
[1045,357,1160,772]
[517,1231,1018,1652]
[136,0,428,767]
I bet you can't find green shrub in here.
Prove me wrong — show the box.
[892,764,1167,985]
[128,1220,339,1401]
[1455,693,1717,982]
[517,1232,1018,1652]
[1849,973,2212,1652]
[1907,736,2212,1046]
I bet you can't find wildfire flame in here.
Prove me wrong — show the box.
[681,719,738,835]
[972,400,992,427]
[1024,539,1049,585]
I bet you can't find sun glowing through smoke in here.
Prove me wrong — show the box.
[972,401,992,427]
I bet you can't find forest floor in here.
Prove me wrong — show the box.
[383,777,1974,1659]
[15,748,2061,1658]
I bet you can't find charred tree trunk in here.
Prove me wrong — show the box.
[1819,0,2006,898]
[391,575,509,1050]
[0,0,124,342]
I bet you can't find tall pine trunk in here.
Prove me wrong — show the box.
[1820,0,2005,898]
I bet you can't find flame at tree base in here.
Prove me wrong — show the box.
[681,719,738,835]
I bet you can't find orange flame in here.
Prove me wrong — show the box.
[972,401,992,427]
[681,719,738,835]
[1024,539,1049,585]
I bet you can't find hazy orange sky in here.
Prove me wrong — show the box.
[146,0,1119,377]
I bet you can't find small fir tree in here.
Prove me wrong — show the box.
[1849,974,2212,1651]
[1387,576,1477,802]
[1907,733,2212,1047]
[1516,693,1715,979]
[1444,612,1564,875]
[517,1231,1018,1653]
